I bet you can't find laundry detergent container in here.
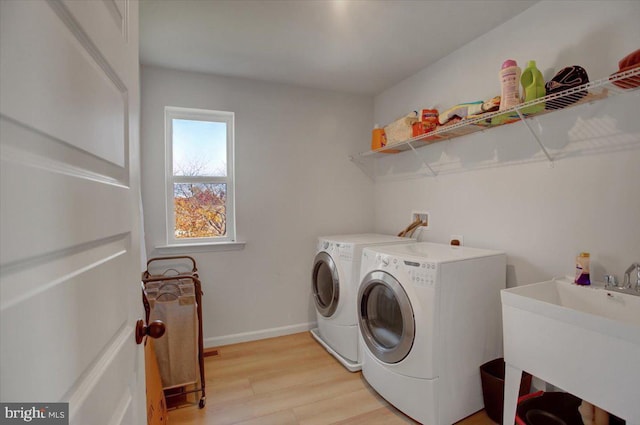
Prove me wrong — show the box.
[480,358,532,424]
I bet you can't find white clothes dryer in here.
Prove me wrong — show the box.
[358,242,506,424]
[311,234,415,371]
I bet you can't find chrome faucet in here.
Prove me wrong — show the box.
[623,262,640,291]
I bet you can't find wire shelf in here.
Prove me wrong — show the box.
[353,66,640,160]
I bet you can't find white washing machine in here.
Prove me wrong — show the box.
[310,234,415,371]
[358,242,506,424]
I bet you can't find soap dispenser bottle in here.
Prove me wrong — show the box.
[574,252,591,285]
[520,60,546,114]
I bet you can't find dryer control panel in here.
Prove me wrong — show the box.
[318,241,354,261]
[404,260,437,287]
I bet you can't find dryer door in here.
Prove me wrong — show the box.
[312,251,340,317]
[358,270,415,363]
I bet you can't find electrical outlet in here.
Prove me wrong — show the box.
[411,211,430,229]
[450,235,464,246]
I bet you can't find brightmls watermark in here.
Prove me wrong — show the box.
[1,403,68,424]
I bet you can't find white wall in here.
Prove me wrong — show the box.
[372,1,640,287]
[140,1,640,347]
[140,66,374,346]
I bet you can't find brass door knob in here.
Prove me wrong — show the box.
[135,319,165,344]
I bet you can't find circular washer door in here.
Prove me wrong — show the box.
[312,251,340,317]
[358,270,415,363]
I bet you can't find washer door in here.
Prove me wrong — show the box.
[358,270,415,363]
[312,251,340,317]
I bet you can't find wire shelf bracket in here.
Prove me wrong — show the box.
[407,140,438,177]
[513,107,554,167]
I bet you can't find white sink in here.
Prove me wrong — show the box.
[501,277,640,424]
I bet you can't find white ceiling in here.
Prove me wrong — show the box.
[139,0,538,95]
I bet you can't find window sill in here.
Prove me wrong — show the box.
[154,241,246,254]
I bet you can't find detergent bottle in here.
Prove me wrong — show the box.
[371,124,386,150]
[520,60,546,114]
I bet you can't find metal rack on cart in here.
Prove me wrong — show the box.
[142,255,206,408]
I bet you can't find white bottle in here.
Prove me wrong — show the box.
[499,59,521,111]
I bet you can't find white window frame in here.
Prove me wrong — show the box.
[164,106,236,246]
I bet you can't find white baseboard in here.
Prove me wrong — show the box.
[204,321,317,348]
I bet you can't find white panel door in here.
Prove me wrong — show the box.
[0,0,145,423]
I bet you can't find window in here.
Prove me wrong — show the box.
[165,107,235,245]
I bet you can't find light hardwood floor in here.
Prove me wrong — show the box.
[168,332,495,425]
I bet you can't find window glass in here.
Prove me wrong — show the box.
[174,183,227,238]
[172,119,227,177]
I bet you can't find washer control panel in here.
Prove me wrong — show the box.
[405,260,437,287]
[338,243,353,260]
[375,254,391,267]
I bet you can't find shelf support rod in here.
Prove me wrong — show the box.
[408,142,437,177]
[348,155,376,181]
[514,108,554,165]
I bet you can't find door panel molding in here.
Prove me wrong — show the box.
[1,0,128,168]
[101,0,126,37]
[1,254,130,401]
[0,234,128,310]
[64,324,132,422]
[0,159,132,265]
[1,116,127,184]
[107,390,134,425]
[48,0,128,93]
